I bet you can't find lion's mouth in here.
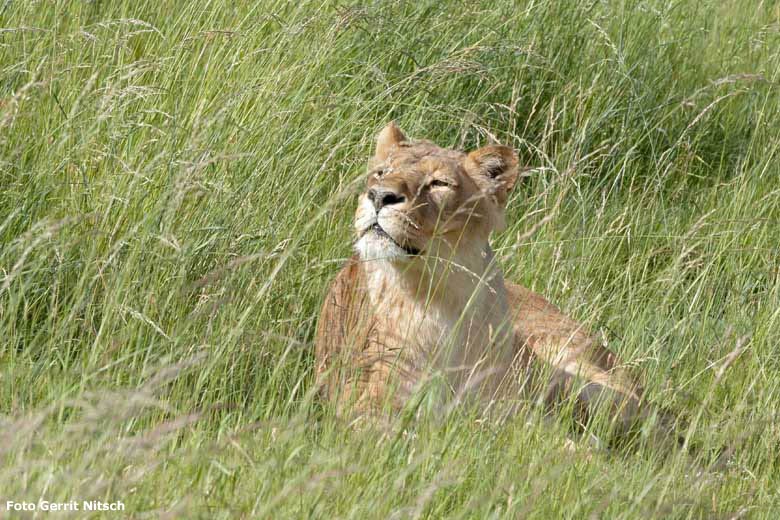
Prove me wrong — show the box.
[368,223,421,256]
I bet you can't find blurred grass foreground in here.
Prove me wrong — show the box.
[1,0,779,517]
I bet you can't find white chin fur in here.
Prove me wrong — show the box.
[355,233,410,262]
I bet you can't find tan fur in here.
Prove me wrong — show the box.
[315,123,653,429]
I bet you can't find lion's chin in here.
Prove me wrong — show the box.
[355,232,418,263]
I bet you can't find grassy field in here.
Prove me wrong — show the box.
[1,0,779,517]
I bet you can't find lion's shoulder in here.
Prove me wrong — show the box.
[314,256,371,393]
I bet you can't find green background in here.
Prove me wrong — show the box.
[1,0,778,517]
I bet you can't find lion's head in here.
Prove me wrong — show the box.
[355,122,520,265]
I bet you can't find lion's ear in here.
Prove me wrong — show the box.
[464,145,519,206]
[375,121,407,161]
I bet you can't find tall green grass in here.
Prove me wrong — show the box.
[1,0,778,517]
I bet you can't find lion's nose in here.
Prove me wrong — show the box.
[367,187,406,211]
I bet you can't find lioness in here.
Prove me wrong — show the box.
[315,122,655,432]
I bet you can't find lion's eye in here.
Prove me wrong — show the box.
[429,179,452,188]
[372,168,387,179]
